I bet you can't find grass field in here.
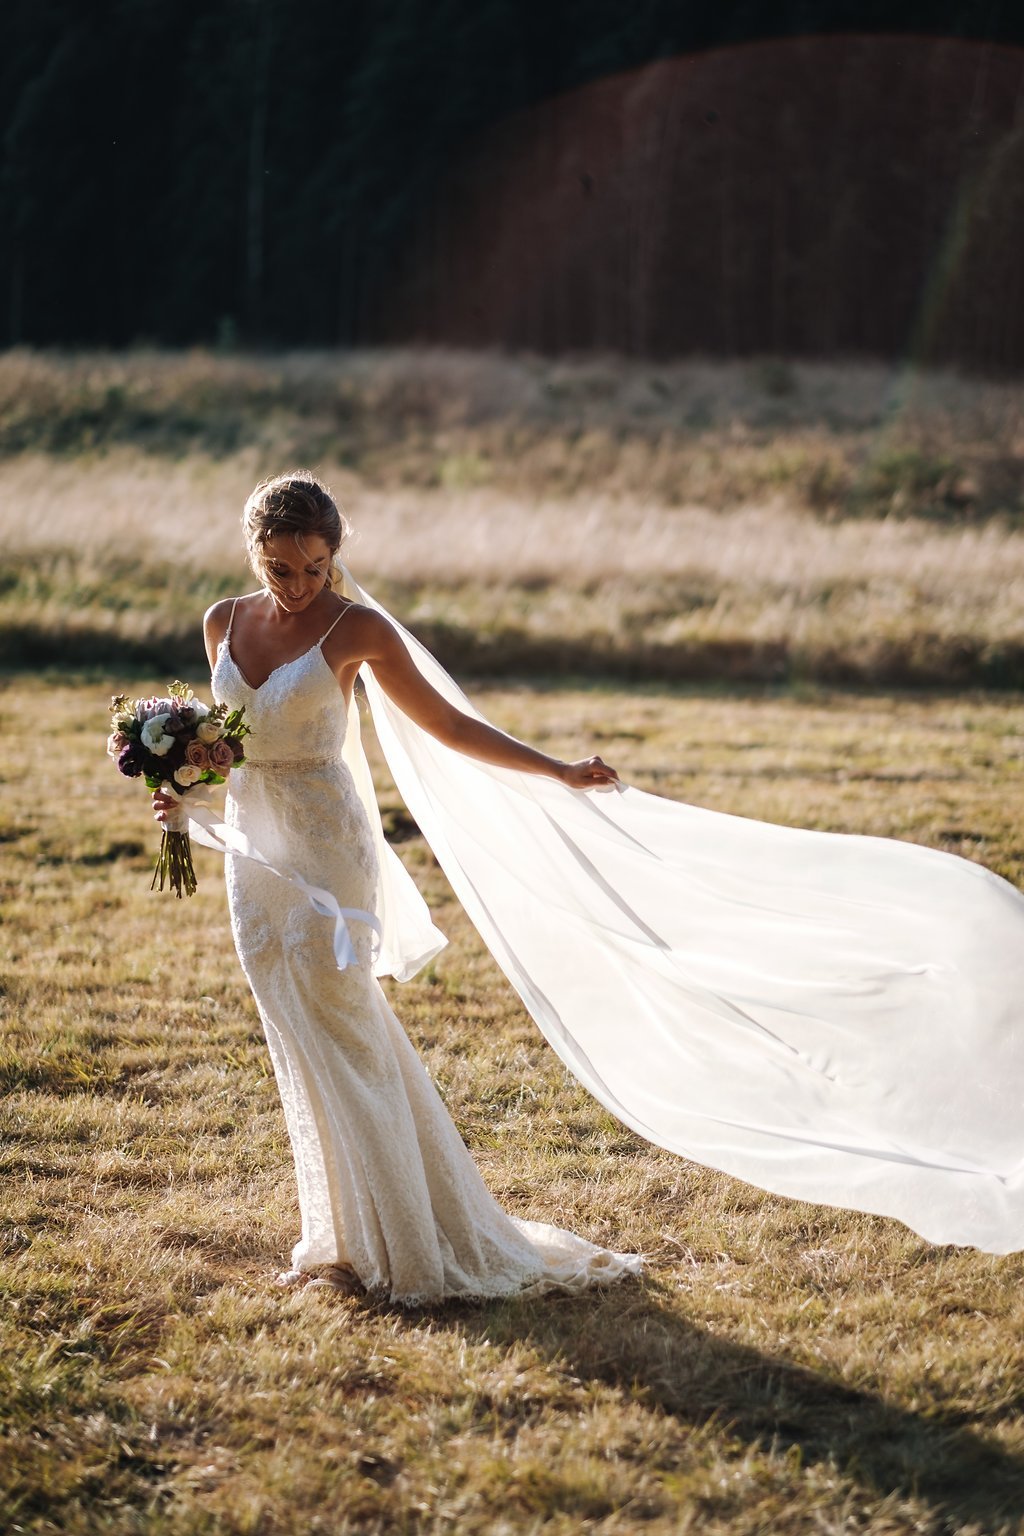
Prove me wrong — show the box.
[2,671,1023,1535]
[3,349,1024,1531]
[2,349,1024,686]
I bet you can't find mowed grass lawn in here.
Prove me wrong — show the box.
[2,673,1023,1535]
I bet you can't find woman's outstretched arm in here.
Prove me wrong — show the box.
[338,607,620,792]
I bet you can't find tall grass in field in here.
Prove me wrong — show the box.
[1,348,1023,684]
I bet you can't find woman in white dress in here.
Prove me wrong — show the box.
[155,470,643,1302]
[157,470,1024,1294]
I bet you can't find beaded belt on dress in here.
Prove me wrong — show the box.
[242,755,341,771]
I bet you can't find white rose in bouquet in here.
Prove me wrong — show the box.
[141,713,174,755]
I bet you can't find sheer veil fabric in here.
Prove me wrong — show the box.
[334,565,1024,1256]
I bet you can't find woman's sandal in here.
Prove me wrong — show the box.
[275,1264,363,1295]
[306,1264,363,1295]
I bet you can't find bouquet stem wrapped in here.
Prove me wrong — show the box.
[151,828,198,897]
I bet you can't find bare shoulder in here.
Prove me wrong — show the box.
[203,591,264,653]
[203,596,237,647]
[336,601,398,656]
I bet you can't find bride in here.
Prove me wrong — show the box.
[157,471,1024,1299]
[156,470,642,1302]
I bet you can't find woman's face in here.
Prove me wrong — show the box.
[261,532,334,613]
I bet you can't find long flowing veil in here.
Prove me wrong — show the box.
[338,566,1024,1255]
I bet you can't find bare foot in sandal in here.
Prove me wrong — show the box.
[306,1264,363,1295]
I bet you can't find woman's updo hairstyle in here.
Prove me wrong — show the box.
[243,471,350,589]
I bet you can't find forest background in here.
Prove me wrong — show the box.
[3,0,1024,365]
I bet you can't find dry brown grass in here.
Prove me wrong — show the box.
[2,674,1023,1534]
[4,451,1024,686]
[4,350,1024,1530]
[1,349,1021,519]
[3,348,1024,686]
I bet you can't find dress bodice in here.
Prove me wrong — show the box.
[211,620,349,765]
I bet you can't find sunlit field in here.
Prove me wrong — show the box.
[2,348,1024,686]
[3,350,1024,1533]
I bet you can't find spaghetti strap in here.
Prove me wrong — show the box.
[317,600,354,648]
[223,598,239,642]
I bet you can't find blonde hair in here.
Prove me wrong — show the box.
[242,471,350,588]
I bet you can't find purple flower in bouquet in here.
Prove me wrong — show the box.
[117,741,147,778]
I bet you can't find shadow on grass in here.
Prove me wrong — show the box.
[417,1277,1022,1529]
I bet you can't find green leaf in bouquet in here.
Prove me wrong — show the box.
[223,706,251,737]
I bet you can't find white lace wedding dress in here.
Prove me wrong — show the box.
[211,600,642,1303]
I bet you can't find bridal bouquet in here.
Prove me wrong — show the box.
[107,681,251,897]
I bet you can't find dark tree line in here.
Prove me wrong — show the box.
[1,1,1021,355]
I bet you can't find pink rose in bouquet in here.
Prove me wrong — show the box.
[208,738,235,774]
[185,739,211,770]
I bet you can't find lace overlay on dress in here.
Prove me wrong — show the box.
[211,602,641,1303]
